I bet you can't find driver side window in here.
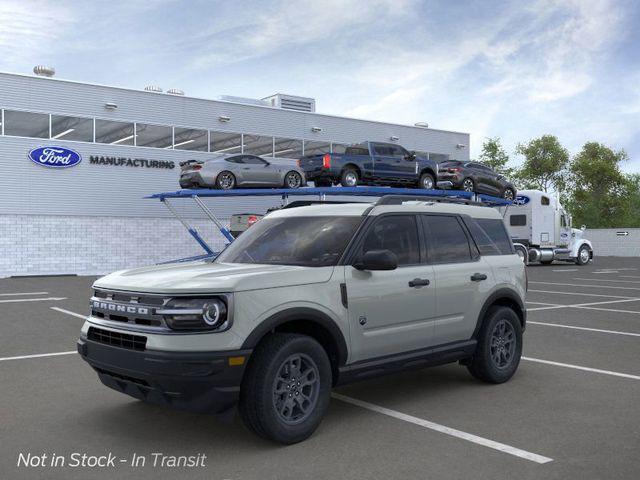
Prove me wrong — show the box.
[359,215,420,266]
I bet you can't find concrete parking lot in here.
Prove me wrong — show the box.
[1,258,639,480]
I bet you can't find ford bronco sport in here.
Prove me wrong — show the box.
[78,197,526,444]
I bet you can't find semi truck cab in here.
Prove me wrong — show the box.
[501,190,593,265]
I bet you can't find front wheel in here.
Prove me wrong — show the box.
[503,187,515,201]
[467,306,522,384]
[284,171,303,189]
[576,245,591,265]
[239,333,332,444]
[418,172,435,190]
[462,178,475,192]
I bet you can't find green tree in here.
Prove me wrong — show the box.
[565,142,635,228]
[514,135,569,192]
[478,137,513,176]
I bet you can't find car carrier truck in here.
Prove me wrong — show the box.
[501,189,593,265]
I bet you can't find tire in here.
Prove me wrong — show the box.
[239,333,332,444]
[418,172,435,190]
[284,171,303,189]
[540,260,553,265]
[216,171,236,190]
[461,178,475,192]
[502,187,515,201]
[340,168,359,187]
[467,306,522,384]
[575,245,591,265]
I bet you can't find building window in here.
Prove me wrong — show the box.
[303,140,331,156]
[210,131,242,154]
[331,143,348,154]
[173,127,208,151]
[274,137,303,159]
[243,134,274,156]
[3,110,49,138]
[51,115,93,142]
[95,119,135,145]
[135,123,172,149]
[429,153,450,163]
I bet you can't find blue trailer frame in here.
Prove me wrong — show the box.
[147,187,511,261]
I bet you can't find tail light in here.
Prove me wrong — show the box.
[448,167,461,173]
[192,164,202,171]
[322,153,331,168]
[247,215,259,227]
[296,159,301,167]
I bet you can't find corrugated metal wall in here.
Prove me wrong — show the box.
[584,229,640,257]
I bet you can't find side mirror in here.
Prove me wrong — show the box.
[353,249,398,271]
[581,225,586,231]
[404,151,416,161]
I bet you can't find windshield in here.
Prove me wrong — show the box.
[215,216,363,267]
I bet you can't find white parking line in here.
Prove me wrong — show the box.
[529,281,640,292]
[0,351,76,362]
[529,290,637,299]
[332,393,553,464]
[523,357,640,381]
[574,306,640,315]
[0,297,67,304]
[527,297,640,312]
[621,275,640,279]
[552,269,578,272]
[50,307,87,319]
[528,321,640,337]
[0,291,49,296]
[526,301,561,306]
[572,277,640,285]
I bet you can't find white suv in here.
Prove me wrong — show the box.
[78,197,527,444]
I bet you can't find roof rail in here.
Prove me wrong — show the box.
[375,194,480,206]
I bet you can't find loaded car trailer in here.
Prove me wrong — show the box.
[146,186,512,261]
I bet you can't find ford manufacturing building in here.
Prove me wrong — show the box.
[0,69,470,278]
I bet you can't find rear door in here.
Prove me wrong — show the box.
[421,214,493,345]
[345,214,437,362]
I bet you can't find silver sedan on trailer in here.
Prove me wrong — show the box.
[179,154,307,190]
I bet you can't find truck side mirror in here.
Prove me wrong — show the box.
[353,249,398,271]
[581,225,586,231]
[405,151,416,161]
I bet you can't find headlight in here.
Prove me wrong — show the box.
[157,296,231,332]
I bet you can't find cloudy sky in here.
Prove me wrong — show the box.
[1,0,638,171]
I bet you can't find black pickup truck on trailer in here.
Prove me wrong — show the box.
[298,141,440,189]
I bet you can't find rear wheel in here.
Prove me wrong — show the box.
[239,333,332,444]
[576,245,591,265]
[284,171,303,189]
[467,306,522,384]
[462,178,475,192]
[216,171,236,190]
[418,172,435,190]
[340,168,359,187]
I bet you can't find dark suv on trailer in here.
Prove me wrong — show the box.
[438,161,516,200]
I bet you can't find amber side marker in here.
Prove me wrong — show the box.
[228,356,245,366]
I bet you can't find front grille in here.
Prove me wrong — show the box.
[88,326,147,351]
[91,289,167,330]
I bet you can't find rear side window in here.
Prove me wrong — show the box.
[467,218,514,256]
[361,215,420,265]
[510,215,526,226]
[226,156,244,164]
[422,215,472,263]
[345,147,369,156]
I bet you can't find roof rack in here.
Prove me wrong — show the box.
[146,186,511,260]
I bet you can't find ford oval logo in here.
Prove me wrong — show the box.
[28,146,82,168]
[514,195,530,206]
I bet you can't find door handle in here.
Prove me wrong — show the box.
[470,273,488,282]
[408,278,430,288]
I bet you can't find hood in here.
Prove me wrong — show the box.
[93,261,334,294]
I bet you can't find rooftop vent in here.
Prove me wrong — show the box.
[144,85,163,93]
[262,94,316,113]
[167,88,185,96]
[414,122,429,128]
[33,65,55,77]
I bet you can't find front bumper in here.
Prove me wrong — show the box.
[77,337,251,414]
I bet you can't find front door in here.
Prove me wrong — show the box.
[242,155,278,184]
[345,214,437,362]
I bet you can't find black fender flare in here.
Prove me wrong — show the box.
[472,288,526,339]
[241,307,349,366]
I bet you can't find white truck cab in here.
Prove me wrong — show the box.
[500,190,593,265]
